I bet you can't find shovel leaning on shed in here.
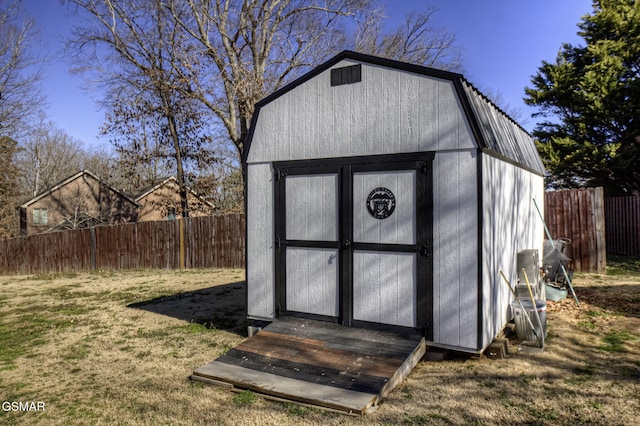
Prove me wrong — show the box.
[522,268,545,351]
[500,270,544,350]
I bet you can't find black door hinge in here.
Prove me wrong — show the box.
[275,169,286,181]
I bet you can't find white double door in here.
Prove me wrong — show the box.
[274,155,432,330]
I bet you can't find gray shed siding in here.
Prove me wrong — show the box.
[431,150,478,350]
[246,163,275,319]
[480,154,544,349]
[246,59,474,164]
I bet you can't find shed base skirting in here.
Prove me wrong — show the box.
[191,317,425,414]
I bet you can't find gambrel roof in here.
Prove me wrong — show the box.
[244,50,544,175]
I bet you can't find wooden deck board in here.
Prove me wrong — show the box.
[216,348,388,394]
[192,317,425,414]
[192,361,377,413]
[267,318,422,348]
[235,331,405,377]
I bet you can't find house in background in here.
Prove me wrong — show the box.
[18,170,139,236]
[19,172,216,236]
[128,176,216,222]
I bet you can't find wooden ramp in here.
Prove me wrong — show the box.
[192,317,425,414]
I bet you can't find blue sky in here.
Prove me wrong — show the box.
[22,0,592,149]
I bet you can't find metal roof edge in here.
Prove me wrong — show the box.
[460,79,532,137]
[480,147,545,177]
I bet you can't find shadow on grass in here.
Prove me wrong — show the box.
[127,281,248,335]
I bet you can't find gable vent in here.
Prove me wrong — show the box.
[330,64,362,86]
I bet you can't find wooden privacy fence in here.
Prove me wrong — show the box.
[605,196,640,257]
[544,187,606,273]
[0,214,245,276]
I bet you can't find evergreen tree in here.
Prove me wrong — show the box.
[525,0,640,195]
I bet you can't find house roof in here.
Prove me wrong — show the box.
[19,170,139,209]
[128,176,177,200]
[129,176,215,208]
[243,50,545,175]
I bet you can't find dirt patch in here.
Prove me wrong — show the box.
[0,267,638,425]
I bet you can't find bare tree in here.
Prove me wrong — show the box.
[194,152,243,213]
[80,147,120,187]
[479,86,527,124]
[67,0,464,209]
[167,0,372,159]
[52,186,105,231]
[0,0,44,139]
[67,0,216,217]
[355,7,463,71]
[0,135,20,238]
[15,120,86,197]
[102,94,179,192]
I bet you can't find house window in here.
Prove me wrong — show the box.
[167,207,176,221]
[33,208,48,225]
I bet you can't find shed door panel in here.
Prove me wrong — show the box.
[352,170,418,328]
[285,174,338,241]
[286,247,339,317]
[353,171,416,245]
[284,173,339,319]
[353,251,417,327]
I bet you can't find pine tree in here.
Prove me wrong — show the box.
[525,0,640,195]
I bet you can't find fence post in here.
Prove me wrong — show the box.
[179,217,185,270]
[90,227,96,271]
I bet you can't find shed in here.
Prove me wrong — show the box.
[242,51,545,354]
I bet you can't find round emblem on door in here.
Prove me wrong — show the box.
[366,187,396,219]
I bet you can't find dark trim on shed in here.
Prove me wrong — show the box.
[243,163,250,319]
[481,148,545,178]
[476,149,484,350]
[339,164,354,327]
[272,151,434,335]
[272,151,436,170]
[452,79,487,150]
